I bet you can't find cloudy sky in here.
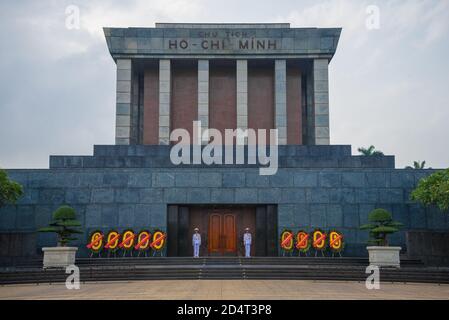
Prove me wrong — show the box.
[0,0,448,169]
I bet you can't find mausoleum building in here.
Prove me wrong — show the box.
[1,23,447,262]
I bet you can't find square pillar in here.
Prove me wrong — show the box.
[236,60,248,131]
[275,60,287,145]
[313,59,330,145]
[198,60,209,141]
[159,59,171,145]
[115,59,132,145]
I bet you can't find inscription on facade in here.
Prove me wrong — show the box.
[167,31,278,51]
[168,39,278,51]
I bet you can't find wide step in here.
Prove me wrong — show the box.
[1,257,444,285]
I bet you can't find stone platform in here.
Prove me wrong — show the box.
[1,145,447,261]
[2,257,449,285]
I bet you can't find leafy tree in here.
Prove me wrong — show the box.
[411,168,449,211]
[357,145,384,156]
[0,169,23,208]
[360,208,403,246]
[405,161,426,169]
[38,206,83,246]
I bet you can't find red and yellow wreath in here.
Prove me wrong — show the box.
[328,230,344,253]
[312,228,327,251]
[104,230,120,252]
[86,230,104,253]
[119,229,136,250]
[135,230,151,250]
[151,230,166,251]
[280,229,294,251]
[295,230,311,253]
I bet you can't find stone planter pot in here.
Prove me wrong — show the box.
[42,247,78,269]
[367,246,401,268]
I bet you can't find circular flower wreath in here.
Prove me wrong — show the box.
[151,229,166,251]
[280,229,294,252]
[120,229,136,251]
[311,228,327,251]
[295,230,311,253]
[87,230,104,253]
[104,230,120,252]
[135,230,151,251]
[328,229,344,253]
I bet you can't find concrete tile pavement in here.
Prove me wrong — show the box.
[1,280,449,300]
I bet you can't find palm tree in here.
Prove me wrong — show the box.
[357,145,384,156]
[405,161,426,169]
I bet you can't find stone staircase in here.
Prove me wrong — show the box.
[2,257,449,285]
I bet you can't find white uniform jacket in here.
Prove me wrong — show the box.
[192,233,201,246]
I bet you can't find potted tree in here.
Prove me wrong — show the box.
[360,208,403,268]
[38,205,83,268]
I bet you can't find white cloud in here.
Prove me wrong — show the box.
[0,0,448,169]
[80,0,204,38]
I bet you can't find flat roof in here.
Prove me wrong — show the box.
[104,23,342,60]
[154,23,291,29]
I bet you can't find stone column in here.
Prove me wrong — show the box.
[313,59,330,145]
[236,60,248,131]
[198,60,209,141]
[275,60,287,145]
[115,59,132,145]
[159,59,171,145]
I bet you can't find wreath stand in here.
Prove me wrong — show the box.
[89,251,102,258]
[314,249,326,257]
[107,250,118,258]
[137,250,149,257]
[297,250,308,257]
[152,249,164,257]
[331,251,343,258]
[122,249,133,257]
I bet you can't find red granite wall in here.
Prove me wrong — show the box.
[209,60,237,137]
[143,65,159,145]
[287,63,303,144]
[248,61,274,144]
[171,60,198,139]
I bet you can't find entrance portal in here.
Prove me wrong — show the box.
[189,206,255,257]
[167,204,277,257]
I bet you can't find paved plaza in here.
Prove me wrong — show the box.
[1,280,449,300]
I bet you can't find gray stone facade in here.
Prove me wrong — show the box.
[275,60,287,145]
[115,59,132,145]
[105,23,341,145]
[198,59,209,139]
[1,145,447,259]
[158,59,171,145]
[236,60,248,131]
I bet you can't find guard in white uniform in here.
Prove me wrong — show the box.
[192,227,201,258]
[243,227,252,258]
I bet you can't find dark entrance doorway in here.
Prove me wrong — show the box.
[167,204,277,257]
[189,206,256,256]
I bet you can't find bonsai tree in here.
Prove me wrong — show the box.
[405,160,426,169]
[0,169,23,208]
[357,145,384,156]
[360,208,403,246]
[38,205,83,246]
[411,168,449,211]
